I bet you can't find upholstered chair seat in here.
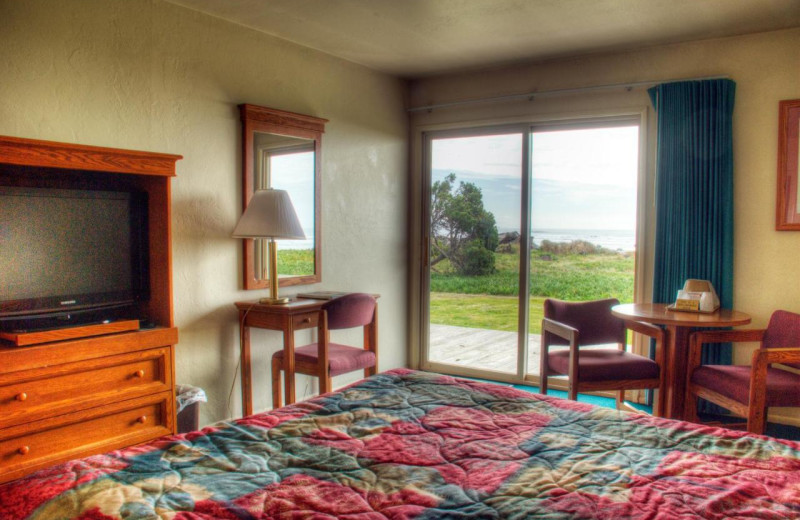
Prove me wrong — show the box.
[547,349,661,382]
[273,343,376,378]
[690,365,800,408]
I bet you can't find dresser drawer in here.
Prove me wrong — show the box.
[292,312,318,329]
[0,347,172,429]
[0,391,173,484]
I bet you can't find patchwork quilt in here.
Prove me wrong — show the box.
[1,369,800,519]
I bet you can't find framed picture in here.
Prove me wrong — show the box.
[776,99,800,230]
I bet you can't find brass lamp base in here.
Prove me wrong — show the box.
[258,296,290,305]
[260,238,288,305]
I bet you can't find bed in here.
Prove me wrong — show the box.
[1,369,799,519]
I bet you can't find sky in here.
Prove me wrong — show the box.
[269,151,315,249]
[431,126,639,231]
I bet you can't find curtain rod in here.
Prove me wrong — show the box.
[407,75,730,113]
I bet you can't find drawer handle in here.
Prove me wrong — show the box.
[134,370,145,378]
[300,318,311,324]
[136,415,147,424]
[18,446,30,456]
[15,392,27,402]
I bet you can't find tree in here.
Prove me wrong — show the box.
[430,173,498,275]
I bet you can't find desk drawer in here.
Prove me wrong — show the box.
[0,391,173,484]
[0,347,172,428]
[292,312,318,329]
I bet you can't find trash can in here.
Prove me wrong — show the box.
[176,384,207,433]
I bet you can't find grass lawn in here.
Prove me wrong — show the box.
[431,247,634,300]
[430,293,547,333]
[278,249,314,276]
[430,244,635,332]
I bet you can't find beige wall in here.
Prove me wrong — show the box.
[0,0,408,425]
[409,29,800,421]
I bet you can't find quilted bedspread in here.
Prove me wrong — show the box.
[2,369,800,519]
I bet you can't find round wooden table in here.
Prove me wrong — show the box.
[611,303,751,420]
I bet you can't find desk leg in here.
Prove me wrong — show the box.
[239,312,253,417]
[283,326,296,405]
[663,325,690,420]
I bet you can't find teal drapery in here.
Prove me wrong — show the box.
[648,79,735,411]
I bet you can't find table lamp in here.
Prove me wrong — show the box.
[232,188,305,304]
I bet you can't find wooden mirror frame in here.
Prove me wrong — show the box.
[776,99,800,231]
[239,104,327,290]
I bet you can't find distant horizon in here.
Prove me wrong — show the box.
[498,227,635,233]
[497,228,636,251]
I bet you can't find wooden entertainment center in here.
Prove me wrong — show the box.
[0,136,181,484]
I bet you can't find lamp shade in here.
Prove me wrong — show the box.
[232,188,306,240]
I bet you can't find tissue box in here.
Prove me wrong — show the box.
[673,279,720,313]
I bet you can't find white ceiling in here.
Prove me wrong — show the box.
[168,0,800,78]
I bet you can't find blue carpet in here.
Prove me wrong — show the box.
[463,377,652,413]
[474,377,800,441]
[510,383,651,413]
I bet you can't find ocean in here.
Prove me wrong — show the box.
[529,228,635,252]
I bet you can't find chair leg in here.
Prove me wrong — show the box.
[747,405,767,435]
[319,372,331,395]
[568,383,577,401]
[653,388,664,418]
[616,390,625,410]
[271,357,282,409]
[365,366,376,378]
[683,386,698,425]
[539,338,549,396]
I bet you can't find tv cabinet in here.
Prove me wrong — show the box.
[0,136,181,484]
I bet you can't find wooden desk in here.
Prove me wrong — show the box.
[235,298,325,417]
[611,303,751,420]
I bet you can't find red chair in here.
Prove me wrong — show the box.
[685,310,800,434]
[540,298,665,415]
[271,293,378,408]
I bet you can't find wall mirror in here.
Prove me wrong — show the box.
[239,104,327,290]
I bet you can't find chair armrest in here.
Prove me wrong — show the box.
[752,347,800,366]
[625,320,664,341]
[688,328,765,373]
[748,347,800,417]
[625,320,665,396]
[541,317,581,382]
[692,329,765,345]
[541,317,579,343]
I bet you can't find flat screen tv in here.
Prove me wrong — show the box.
[0,186,149,332]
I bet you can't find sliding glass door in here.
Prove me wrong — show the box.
[422,118,641,386]
[527,124,640,379]
[425,129,526,379]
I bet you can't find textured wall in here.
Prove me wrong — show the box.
[0,0,408,424]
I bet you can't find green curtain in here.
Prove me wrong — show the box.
[648,79,735,412]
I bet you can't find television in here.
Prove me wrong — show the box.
[0,186,149,332]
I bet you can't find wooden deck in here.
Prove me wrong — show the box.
[428,324,542,375]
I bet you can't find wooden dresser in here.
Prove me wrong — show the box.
[0,136,181,484]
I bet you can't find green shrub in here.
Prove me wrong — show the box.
[461,239,495,275]
[538,239,612,255]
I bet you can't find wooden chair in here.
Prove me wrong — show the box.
[685,310,800,434]
[540,298,665,415]
[271,293,378,408]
